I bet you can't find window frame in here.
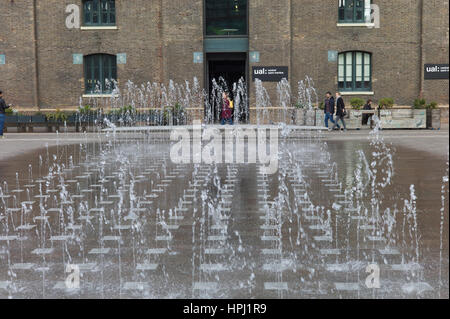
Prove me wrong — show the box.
[338,51,372,92]
[338,0,367,23]
[203,0,249,38]
[83,0,116,27]
[84,54,117,94]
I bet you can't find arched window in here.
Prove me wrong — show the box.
[338,0,370,23]
[83,0,116,26]
[84,54,117,94]
[338,51,372,91]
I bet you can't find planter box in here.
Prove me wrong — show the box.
[18,115,32,123]
[295,109,306,125]
[31,115,47,123]
[380,109,426,129]
[67,114,78,124]
[426,109,441,129]
[347,110,362,130]
[5,115,18,124]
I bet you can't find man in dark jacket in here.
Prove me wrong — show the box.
[324,92,338,130]
[332,92,347,131]
[0,90,11,138]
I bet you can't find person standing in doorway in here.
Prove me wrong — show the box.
[220,92,233,125]
[324,92,338,130]
[0,91,11,139]
[332,92,347,131]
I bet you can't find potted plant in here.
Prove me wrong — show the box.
[379,98,394,109]
[426,101,440,129]
[162,107,173,126]
[46,109,68,131]
[172,103,186,125]
[413,98,426,109]
[350,98,365,110]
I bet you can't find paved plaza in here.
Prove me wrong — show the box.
[0,127,448,298]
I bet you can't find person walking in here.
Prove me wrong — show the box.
[220,92,233,125]
[324,92,338,130]
[332,92,347,131]
[0,90,11,139]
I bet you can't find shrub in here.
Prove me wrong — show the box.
[46,109,68,122]
[350,98,365,110]
[427,101,438,109]
[79,105,92,114]
[5,107,14,115]
[379,98,394,109]
[318,102,324,110]
[413,98,427,109]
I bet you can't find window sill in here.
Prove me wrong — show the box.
[340,91,374,96]
[80,26,118,31]
[337,22,375,27]
[82,94,116,98]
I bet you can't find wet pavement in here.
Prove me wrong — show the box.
[0,128,448,299]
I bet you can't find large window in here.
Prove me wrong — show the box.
[84,54,117,94]
[338,0,367,23]
[338,51,372,91]
[205,0,248,36]
[83,0,116,26]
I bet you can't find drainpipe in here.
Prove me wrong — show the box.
[32,0,40,110]
[289,0,293,92]
[419,0,424,99]
[158,0,164,85]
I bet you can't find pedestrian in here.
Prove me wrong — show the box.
[332,92,347,131]
[0,90,11,139]
[324,91,338,130]
[362,99,373,125]
[220,92,233,125]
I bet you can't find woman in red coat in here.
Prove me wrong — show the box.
[220,92,233,125]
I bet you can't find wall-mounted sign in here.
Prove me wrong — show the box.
[0,54,5,65]
[73,54,83,64]
[193,52,203,64]
[328,50,338,62]
[424,64,449,80]
[117,53,127,64]
[250,51,260,63]
[252,66,288,82]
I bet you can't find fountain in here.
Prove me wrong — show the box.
[0,77,448,299]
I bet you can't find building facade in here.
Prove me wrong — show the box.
[0,0,448,117]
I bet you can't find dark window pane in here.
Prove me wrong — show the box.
[338,82,344,89]
[85,54,117,94]
[356,9,363,21]
[345,9,353,21]
[339,8,345,21]
[83,0,115,25]
[205,0,247,36]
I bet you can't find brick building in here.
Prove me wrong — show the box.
[0,0,448,120]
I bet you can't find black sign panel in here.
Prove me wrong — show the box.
[424,64,449,80]
[252,66,289,82]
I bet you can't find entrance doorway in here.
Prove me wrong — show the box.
[206,53,248,123]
